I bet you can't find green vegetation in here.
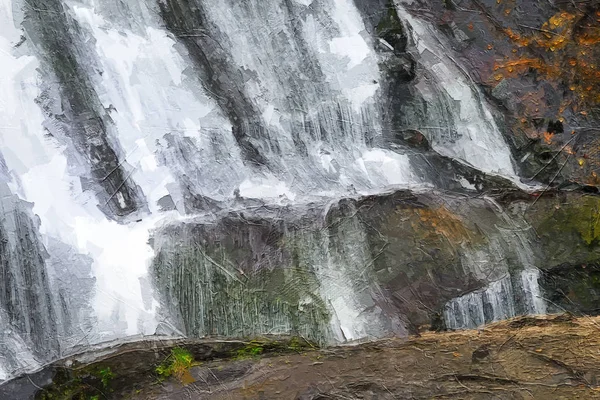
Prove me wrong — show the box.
[36,366,113,400]
[34,335,320,399]
[155,347,196,385]
[35,336,319,399]
[232,336,316,361]
[287,336,306,352]
[234,341,264,360]
[539,196,600,246]
[98,367,114,389]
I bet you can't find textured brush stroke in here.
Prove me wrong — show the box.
[3,0,590,386]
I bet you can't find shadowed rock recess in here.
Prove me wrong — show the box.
[2,0,600,398]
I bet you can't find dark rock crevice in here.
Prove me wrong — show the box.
[354,0,418,150]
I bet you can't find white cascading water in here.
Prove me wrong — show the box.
[303,207,390,342]
[63,0,416,343]
[521,269,547,315]
[0,311,38,381]
[444,275,516,330]
[395,1,518,179]
[444,198,547,329]
[176,0,422,198]
[0,0,160,348]
[0,0,546,381]
[444,270,547,330]
[70,1,253,205]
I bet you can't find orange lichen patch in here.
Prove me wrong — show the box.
[577,34,600,46]
[546,12,576,29]
[575,13,600,46]
[411,207,473,245]
[495,10,600,114]
[543,132,554,145]
[494,58,545,75]
[504,28,530,46]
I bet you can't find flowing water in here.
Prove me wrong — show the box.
[0,0,544,380]
[395,1,518,178]
[443,198,547,329]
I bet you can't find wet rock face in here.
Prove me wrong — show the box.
[394,0,600,186]
[541,263,600,315]
[520,192,600,314]
[523,192,600,266]
[151,188,600,341]
[152,212,333,343]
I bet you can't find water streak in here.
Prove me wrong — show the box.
[395,1,518,179]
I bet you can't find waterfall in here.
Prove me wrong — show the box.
[444,198,547,329]
[444,276,517,330]
[0,0,162,376]
[394,1,518,179]
[155,0,427,199]
[444,270,547,330]
[0,0,540,382]
[520,269,547,315]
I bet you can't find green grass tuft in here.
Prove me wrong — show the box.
[155,347,197,384]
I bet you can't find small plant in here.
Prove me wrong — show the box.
[155,347,196,385]
[288,336,308,352]
[98,367,115,388]
[234,342,264,360]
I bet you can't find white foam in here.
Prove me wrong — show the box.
[239,176,296,201]
[359,148,417,185]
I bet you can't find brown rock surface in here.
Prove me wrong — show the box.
[21,315,600,399]
[173,315,600,399]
